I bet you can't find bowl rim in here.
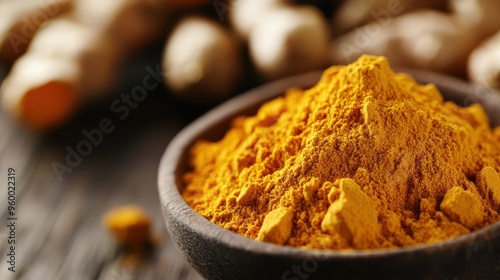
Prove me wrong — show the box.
[158,69,500,260]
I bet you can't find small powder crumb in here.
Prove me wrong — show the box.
[103,205,152,250]
[325,182,339,203]
[321,178,380,248]
[257,207,294,245]
[237,182,259,206]
[440,186,484,229]
[303,178,321,202]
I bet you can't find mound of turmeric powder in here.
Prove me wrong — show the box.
[183,55,500,250]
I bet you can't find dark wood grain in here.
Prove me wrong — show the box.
[0,67,207,279]
[0,38,263,279]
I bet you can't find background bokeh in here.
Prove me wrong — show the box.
[0,0,499,279]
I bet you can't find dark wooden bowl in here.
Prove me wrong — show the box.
[158,70,500,280]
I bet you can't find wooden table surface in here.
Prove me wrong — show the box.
[0,50,216,280]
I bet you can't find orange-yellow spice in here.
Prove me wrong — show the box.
[103,205,152,250]
[183,55,500,250]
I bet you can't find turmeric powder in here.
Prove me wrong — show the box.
[103,205,153,250]
[183,55,500,250]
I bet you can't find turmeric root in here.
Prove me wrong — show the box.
[249,5,330,80]
[449,0,500,40]
[1,0,170,131]
[162,16,242,101]
[0,18,122,131]
[330,10,479,76]
[468,31,500,89]
[0,54,80,130]
[72,0,169,55]
[0,0,71,65]
[228,0,290,41]
[27,18,123,97]
[331,0,448,35]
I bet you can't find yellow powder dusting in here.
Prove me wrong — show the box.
[183,55,500,250]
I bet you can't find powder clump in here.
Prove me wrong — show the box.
[320,179,380,248]
[183,55,500,250]
[440,186,484,229]
[257,207,294,245]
